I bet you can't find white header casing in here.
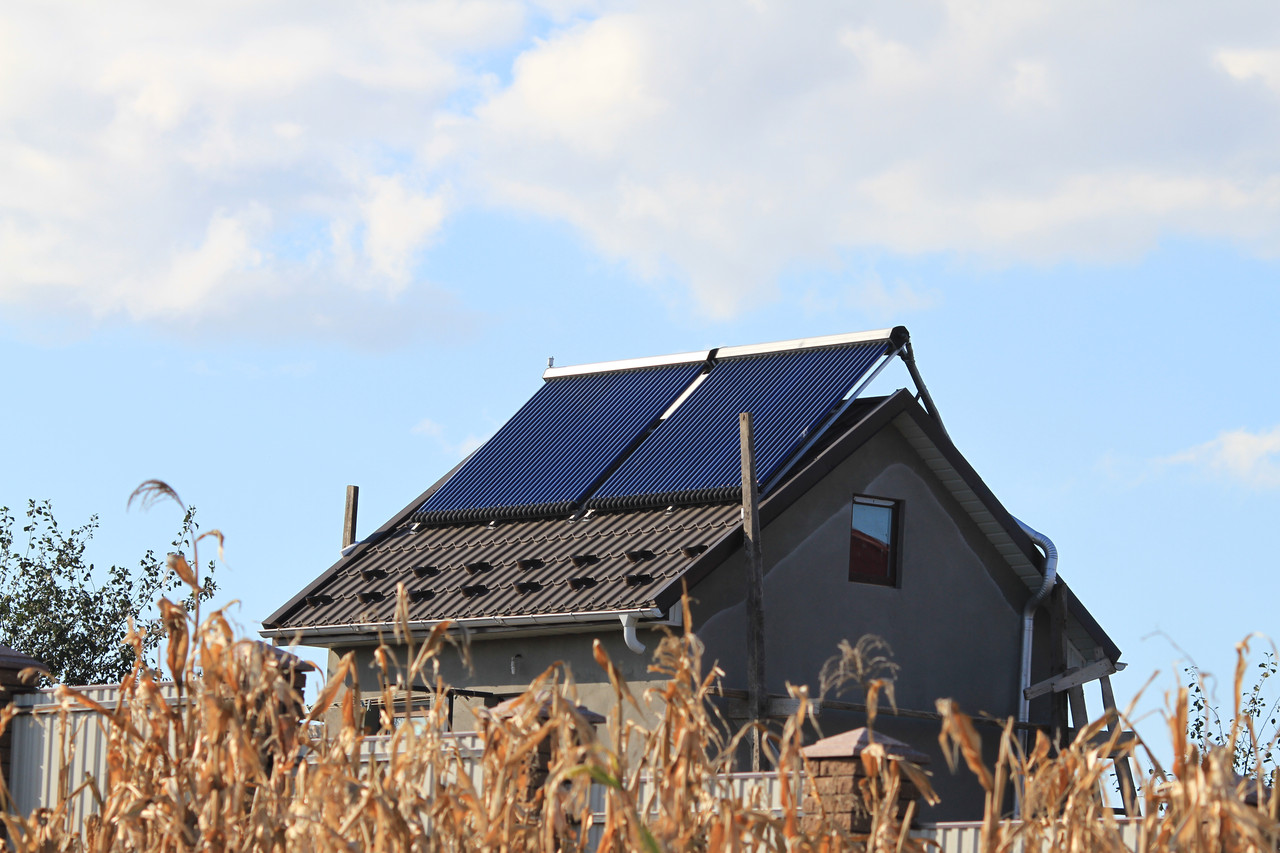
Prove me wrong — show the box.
[542,328,897,379]
[543,350,711,379]
[715,328,896,359]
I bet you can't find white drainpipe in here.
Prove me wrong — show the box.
[621,613,645,654]
[1016,519,1058,727]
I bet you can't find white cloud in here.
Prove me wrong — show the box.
[413,417,487,459]
[802,271,938,324]
[455,434,486,457]
[0,0,519,344]
[9,1,1280,338]
[359,176,447,293]
[412,417,445,438]
[452,0,1280,315]
[1163,426,1280,489]
[1217,48,1280,93]
[477,15,665,156]
[138,208,265,319]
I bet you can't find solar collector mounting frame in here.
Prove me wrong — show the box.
[412,327,908,523]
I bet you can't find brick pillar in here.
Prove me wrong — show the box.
[483,692,605,792]
[800,727,930,834]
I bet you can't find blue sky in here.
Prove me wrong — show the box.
[3,1,1280,746]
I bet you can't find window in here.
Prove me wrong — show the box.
[849,495,899,586]
[362,691,439,734]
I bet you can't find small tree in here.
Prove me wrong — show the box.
[1186,643,1280,787]
[0,499,216,685]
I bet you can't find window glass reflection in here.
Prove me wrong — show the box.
[850,498,895,584]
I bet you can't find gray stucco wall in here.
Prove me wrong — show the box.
[689,421,1030,819]
[327,419,1037,821]
[334,626,671,735]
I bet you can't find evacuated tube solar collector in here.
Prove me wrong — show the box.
[413,327,909,524]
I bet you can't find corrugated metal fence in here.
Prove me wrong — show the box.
[9,683,186,827]
[912,820,1145,851]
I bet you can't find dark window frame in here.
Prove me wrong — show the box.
[848,494,902,587]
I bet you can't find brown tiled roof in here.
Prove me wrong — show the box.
[269,503,739,631]
[265,388,1120,665]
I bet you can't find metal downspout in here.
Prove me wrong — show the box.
[1016,519,1058,728]
[621,613,645,654]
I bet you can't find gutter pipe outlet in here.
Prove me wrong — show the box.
[1016,519,1058,727]
[621,613,645,654]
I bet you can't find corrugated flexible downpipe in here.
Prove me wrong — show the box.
[1017,519,1058,727]
[621,613,645,654]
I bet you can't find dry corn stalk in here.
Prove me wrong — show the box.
[0,500,1275,851]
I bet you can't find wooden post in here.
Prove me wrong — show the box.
[740,413,766,771]
[1067,685,1089,744]
[343,485,360,550]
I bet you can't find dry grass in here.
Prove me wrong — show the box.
[1,563,1277,851]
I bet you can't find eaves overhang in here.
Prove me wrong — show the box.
[261,606,664,647]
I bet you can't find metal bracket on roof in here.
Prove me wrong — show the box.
[761,340,906,493]
[898,340,949,441]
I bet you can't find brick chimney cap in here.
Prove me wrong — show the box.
[802,727,930,763]
[484,690,606,725]
[234,640,319,673]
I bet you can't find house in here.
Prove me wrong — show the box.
[263,327,1122,819]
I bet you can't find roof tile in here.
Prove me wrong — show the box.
[273,503,739,630]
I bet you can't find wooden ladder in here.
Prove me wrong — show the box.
[1070,673,1140,816]
[1028,661,1141,816]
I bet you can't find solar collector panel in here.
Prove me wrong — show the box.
[588,342,887,507]
[415,361,705,522]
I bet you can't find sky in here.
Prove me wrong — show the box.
[3,0,1280,750]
